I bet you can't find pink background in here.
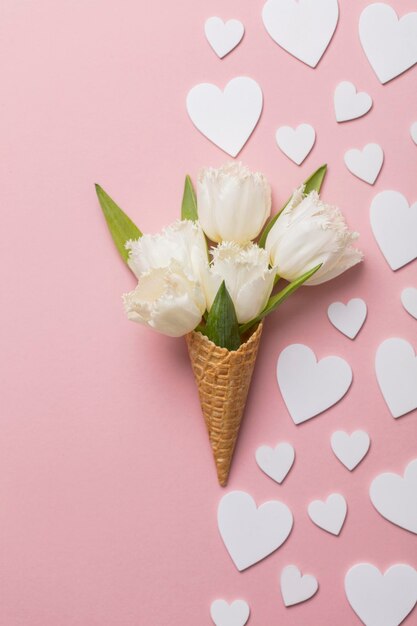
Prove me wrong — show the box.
[1,0,416,624]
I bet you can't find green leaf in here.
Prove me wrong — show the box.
[204,281,241,351]
[95,184,142,263]
[239,264,321,334]
[258,164,327,248]
[181,175,198,221]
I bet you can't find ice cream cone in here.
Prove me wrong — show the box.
[185,322,263,487]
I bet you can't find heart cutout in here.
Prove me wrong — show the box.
[275,124,315,164]
[344,143,384,185]
[262,0,339,68]
[280,565,319,607]
[331,430,370,470]
[345,564,417,626]
[370,458,417,534]
[186,77,263,157]
[277,344,352,424]
[204,17,244,59]
[401,288,417,319]
[210,599,250,626]
[370,191,417,271]
[334,81,373,122]
[218,491,293,571]
[411,122,417,145]
[308,493,347,535]
[359,3,417,84]
[327,298,367,339]
[375,338,417,418]
[255,442,295,484]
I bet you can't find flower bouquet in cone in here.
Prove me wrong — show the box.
[96,162,362,486]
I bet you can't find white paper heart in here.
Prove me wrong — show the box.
[359,3,417,84]
[370,458,417,534]
[218,491,293,571]
[327,298,367,339]
[345,563,417,626]
[375,338,417,418]
[401,288,417,319]
[210,600,250,626]
[277,344,352,424]
[308,493,347,535]
[204,17,245,59]
[331,430,370,470]
[256,442,295,484]
[186,77,263,157]
[334,81,373,122]
[262,0,339,68]
[344,143,384,185]
[370,191,417,270]
[275,124,315,165]
[411,122,417,145]
[280,565,319,607]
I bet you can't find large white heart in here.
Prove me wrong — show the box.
[255,442,295,484]
[370,191,417,270]
[411,122,417,145]
[275,124,315,164]
[331,430,370,471]
[308,493,347,535]
[345,563,417,626]
[217,491,293,571]
[401,288,417,320]
[186,77,263,157]
[277,344,352,424]
[262,0,339,68]
[370,458,417,534]
[210,599,250,626]
[327,298,367,339]
[204,17,244,59]
[334,81,373,123]
[375,338,417,418]
[344,143,384,185]
[359,3,417,84]
[280,565,318,607]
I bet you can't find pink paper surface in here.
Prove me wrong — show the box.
[1,0,416,624]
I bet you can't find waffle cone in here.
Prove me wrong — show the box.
[185,322,263,487]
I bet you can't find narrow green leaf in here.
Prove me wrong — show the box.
[258,164,327,248]
[95,184,142,263]
[204,282,241,351]
[181,175,198,221]
[239,264,321,334]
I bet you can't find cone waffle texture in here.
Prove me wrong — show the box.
[185,322,263,487]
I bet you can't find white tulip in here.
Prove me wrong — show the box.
[201,242,277,324]
[265,189,363,285]
[125,219,208,281]
[197,162,271,244]
[122,261,206,337]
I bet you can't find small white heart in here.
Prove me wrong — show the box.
[275,124,315,165]
[210,599,250,626]
[218,491,293,571]
[345,563,417,626]
[370,191,417,271]
[334,81,373,122]
[375,338,417,418]
[186,77,263,157]
[280,565,319,607]
[327,298,367,339]
[331,430,370,470]
[411,122,417,145]
[344,143,384,185]
[256,442,295,484]
[370,458,417,534]
[277,344,352,424]
[359,3,417,84]
[204,17,245,59]
[262,0,339,68]
[308,493,347,535]
[401,288,417,319]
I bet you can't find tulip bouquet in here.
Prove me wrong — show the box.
[96,162,362,486]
